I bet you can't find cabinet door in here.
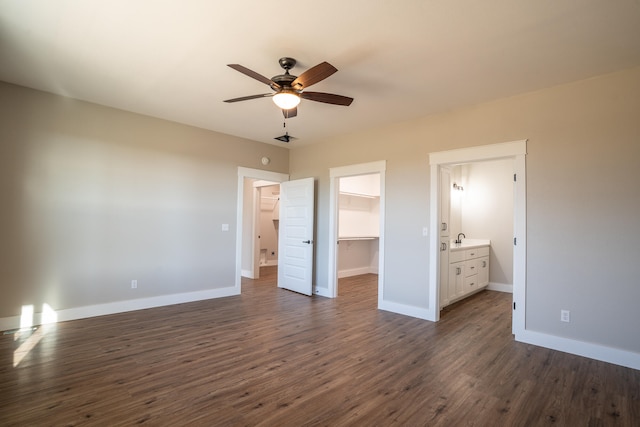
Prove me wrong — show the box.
[440,239,449,306]
[440,168,450,237]
[449,262,465,301]
[478,256,489,287]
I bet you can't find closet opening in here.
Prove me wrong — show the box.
[327,161,386,303]
[337,174,380,298]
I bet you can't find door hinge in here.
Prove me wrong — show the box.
[514,237,517,245]
[514,173,517,182]
[513,302,516,310]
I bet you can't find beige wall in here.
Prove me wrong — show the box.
[458,159,514,286]
[290,67,640,354]
[0,82,288,319]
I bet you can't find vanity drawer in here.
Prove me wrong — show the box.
[465,246,489,260]
[465,259,479,277]
[464,274,478,290]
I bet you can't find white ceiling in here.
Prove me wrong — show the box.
[2,1,640,147]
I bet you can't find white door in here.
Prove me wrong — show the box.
[277,177,315,296]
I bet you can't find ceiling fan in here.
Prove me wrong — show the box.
[223,57,354,118]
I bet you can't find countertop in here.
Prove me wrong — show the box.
[450,238,491,251]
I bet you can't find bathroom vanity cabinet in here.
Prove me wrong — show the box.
[443,241,490,307]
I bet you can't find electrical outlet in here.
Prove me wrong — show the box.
[131,280,137,289]
[560,309,570,322]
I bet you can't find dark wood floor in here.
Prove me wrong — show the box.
[1,267,639,426]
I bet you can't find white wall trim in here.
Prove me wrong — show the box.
[236,167,289,293]
[429,140,527,165]
[338,267,378,279]
[328,161,386,301]
[517,330,640,371]
[0,287,239,332]
[330,161,387,179]
[379,300,432,320]
[487,282,513,293]
[313,286,332,298]
[428,163,440,321]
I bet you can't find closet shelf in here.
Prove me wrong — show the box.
[339,191,379,199]
[338,236,379,241]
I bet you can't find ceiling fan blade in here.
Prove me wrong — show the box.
[301,91,353,106]
[283,107,297,119]
[223,93,273,103]
[291,62,337,89]
[227,64,280,89]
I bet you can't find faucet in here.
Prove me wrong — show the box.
[455,233,466,244]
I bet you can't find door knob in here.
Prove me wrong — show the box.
[303,240,312,244]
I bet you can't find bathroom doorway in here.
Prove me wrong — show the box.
[428,140,526,334]
[441,159,515,306]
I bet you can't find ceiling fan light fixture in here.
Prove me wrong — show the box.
[272,90,300,110]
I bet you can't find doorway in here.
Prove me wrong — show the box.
[428,140,526,335]
[337,173,380,297]
[440,159,514,307]
[327,161,386,302]
[235,168,288,292]
[243,180,280,279]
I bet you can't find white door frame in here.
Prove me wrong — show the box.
[236,167,289,292]
[428,140,526,336]
[328,161,386,301]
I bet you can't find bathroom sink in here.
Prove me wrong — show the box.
[450,238,491,251]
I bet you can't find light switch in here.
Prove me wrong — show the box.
[221,224,229,232]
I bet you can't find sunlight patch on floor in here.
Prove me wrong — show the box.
[13,304,58,367]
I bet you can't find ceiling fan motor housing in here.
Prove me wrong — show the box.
[271,57,300,91]
[270,74,297,92]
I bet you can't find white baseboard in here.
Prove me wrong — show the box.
[260,260,278,267]
[378,299,433,321]
[338,266,377,278]
[516,329,640,371]
[241,269,255,279]
[0,286,239,332]
[313,286,332,298]
[487,282,513,293]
